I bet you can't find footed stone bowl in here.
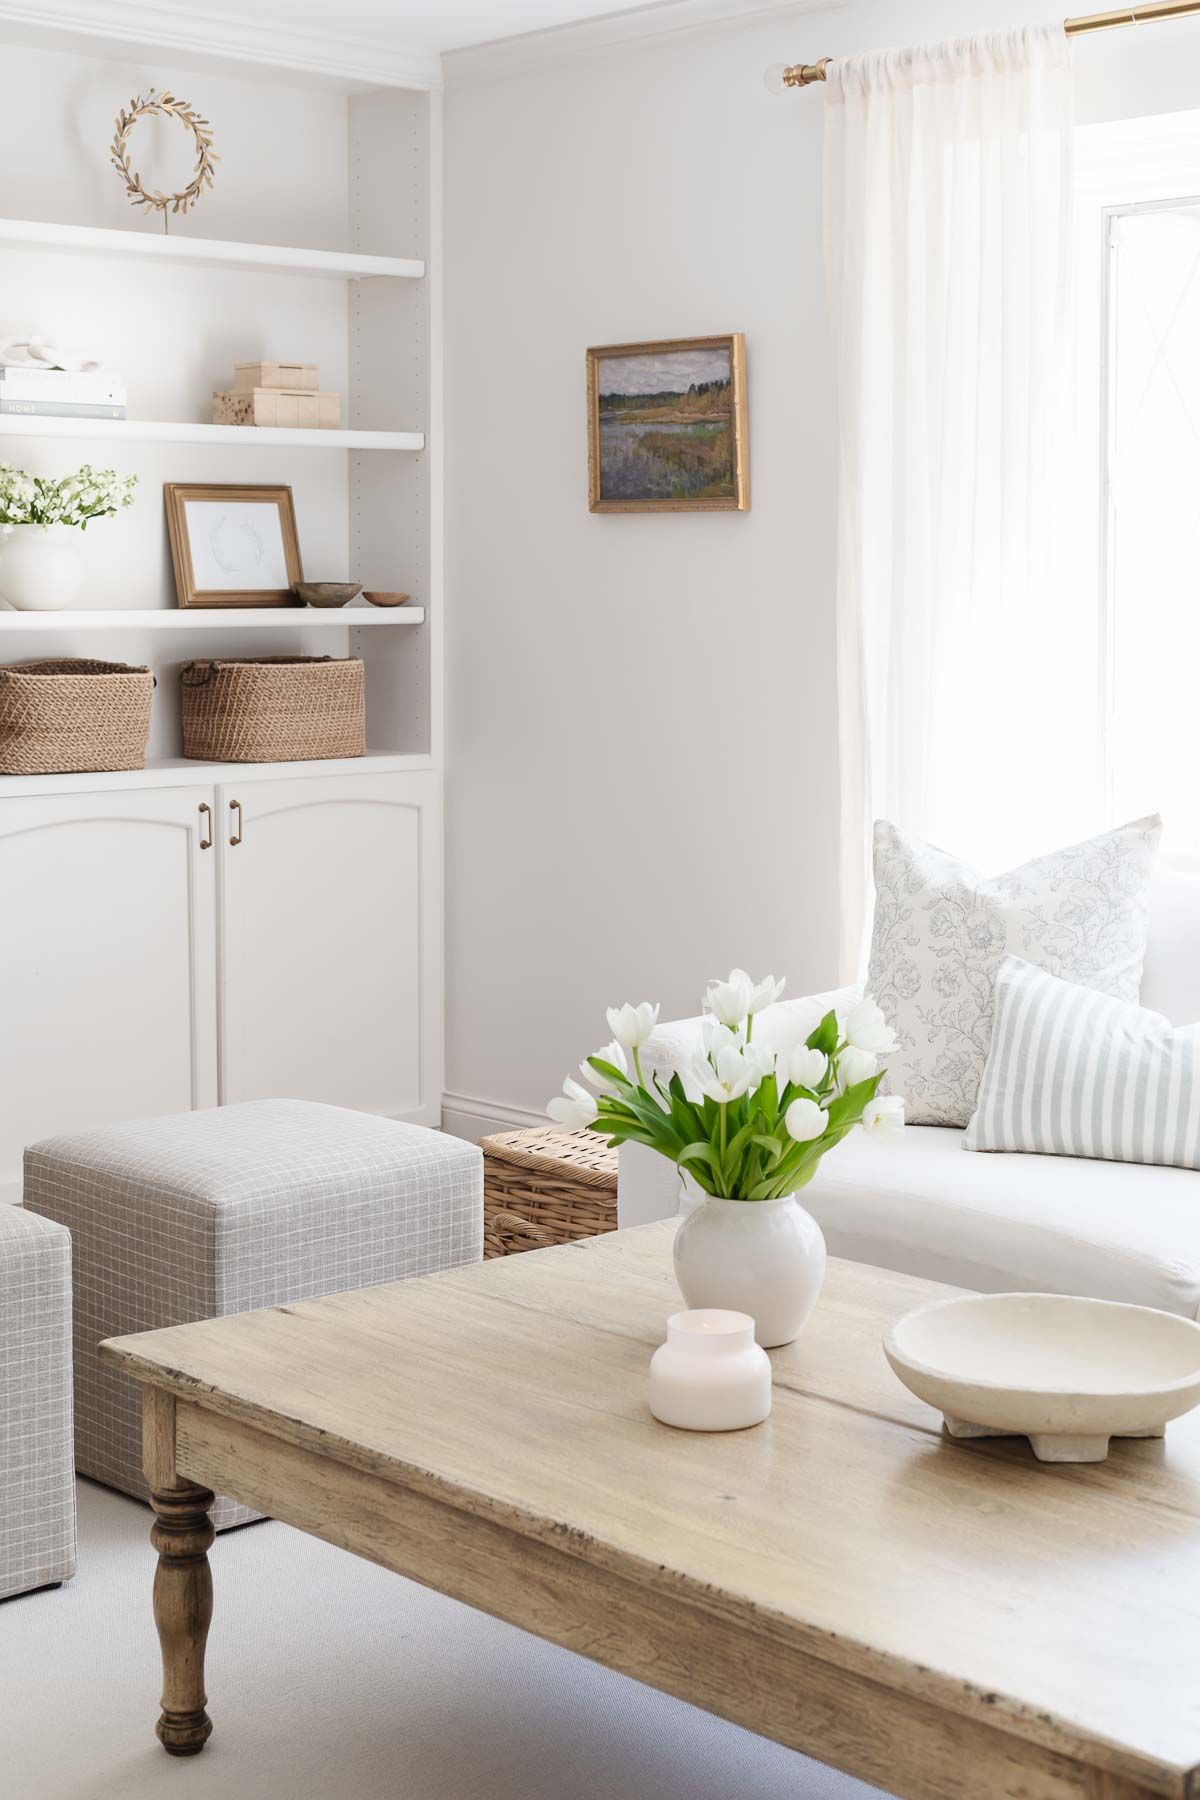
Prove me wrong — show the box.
[884,1292,1200,1463]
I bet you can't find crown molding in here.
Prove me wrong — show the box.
[444,0,846,87]
[0,0,443,93]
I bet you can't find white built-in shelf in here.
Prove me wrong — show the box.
[0,416,423,451]
[0,750,432,800]
[0,607,424,631]
[0,217,424,282]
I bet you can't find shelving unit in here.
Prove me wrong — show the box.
[0,607,424,631]
[0,217,425,282]
[0,95,438,771]
[0,51,444,1156]
[0,417,424,450]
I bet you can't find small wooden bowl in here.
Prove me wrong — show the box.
[362,590,411,608]
[295,582,362,609]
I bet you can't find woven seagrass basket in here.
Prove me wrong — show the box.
[0,658,153,775]
[180,655,365,764]
[481,1127,618,1257]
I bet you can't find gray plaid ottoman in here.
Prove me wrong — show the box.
[23,1099,483,1530]
[0,1206,76,1598]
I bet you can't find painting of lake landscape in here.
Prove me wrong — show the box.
[586,334,749,512]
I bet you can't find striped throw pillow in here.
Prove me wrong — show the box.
[965,956,1200,1169]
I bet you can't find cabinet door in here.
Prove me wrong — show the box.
[0,784,218,1202]
[217,771,441,1123]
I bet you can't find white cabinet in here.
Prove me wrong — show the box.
[0,785,218,1201]
[217,771,441,1121]
[0,768,441,1202]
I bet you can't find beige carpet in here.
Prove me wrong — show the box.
[2,1480,889,1800]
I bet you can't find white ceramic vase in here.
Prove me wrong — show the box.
[0,525,85,611]
[673,1191,827,1348]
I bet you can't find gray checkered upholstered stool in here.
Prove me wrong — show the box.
[24,1099,483,1531]
[0,1206,76,1598]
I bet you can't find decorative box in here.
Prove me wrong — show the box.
[233,361,320,391]
[213,388,342,430]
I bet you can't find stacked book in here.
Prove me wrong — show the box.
[0,368,126,419]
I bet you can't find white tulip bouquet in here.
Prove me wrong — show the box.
[548,971,903,1202]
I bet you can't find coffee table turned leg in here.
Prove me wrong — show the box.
[151,1483,215,1755]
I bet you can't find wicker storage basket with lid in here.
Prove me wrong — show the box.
[180,655,365,763]
[0,658,153,775]
[481,1127,618,1257]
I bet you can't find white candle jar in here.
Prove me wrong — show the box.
[649,1309,772,1432]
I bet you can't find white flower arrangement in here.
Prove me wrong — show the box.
[549,971,904,1201]
[0,463,138,531]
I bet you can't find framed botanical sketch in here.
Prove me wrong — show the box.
[586,334,749,514]
[164,482,303,608]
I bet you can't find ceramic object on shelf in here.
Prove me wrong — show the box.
[0,524,85,610]
[294,582,361,608]
[673,1194,826,1349]
[649,1309,772,1431]
[362,590,410,607]
[884,1292,1200,1463]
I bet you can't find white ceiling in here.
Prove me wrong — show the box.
[169,0,668,54]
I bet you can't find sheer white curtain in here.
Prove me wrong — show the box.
[824,28,1090,976]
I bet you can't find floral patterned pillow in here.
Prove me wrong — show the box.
[867,816,1162,1127]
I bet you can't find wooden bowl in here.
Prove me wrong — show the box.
[295,582,362,608]
[362,590,411,608]
[885,1292,1200,1462]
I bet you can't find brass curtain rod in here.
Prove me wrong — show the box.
[778,0,1200,86]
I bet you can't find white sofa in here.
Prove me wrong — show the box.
[617,856,1200,1319]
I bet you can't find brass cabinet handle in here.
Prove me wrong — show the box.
[198,802,213,850]
[229,799,243,848]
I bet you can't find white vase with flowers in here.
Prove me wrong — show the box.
[549,973,904,1346]
[0,463,137,610]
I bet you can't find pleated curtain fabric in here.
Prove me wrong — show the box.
[823,27,1081,979]
[966,956,1200,1171]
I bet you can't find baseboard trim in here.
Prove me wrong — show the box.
[441,1090,547,1143]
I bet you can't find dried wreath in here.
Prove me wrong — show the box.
[110,90,218,226]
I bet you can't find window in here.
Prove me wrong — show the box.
[1105,200,1200,844]
[1080,114,1200,853]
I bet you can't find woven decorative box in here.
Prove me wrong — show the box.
[233,361,319,390]
[0,657,153,775]
[213,388,341,430]
[180,655,365,764]
[481,1127,618,1257]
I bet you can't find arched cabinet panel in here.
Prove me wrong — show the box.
[216,771,441,1123]
[0,786,218,1201]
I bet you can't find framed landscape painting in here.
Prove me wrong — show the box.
[586,334,749,513]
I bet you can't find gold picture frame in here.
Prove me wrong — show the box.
[164,482,303,608]
[586,334,749,514]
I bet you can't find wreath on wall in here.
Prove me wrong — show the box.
[110,90,218,227]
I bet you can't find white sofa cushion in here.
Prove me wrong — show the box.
[867,815,1161,1129]
[966,956,1200,1169]
[801,1123,1200,1318]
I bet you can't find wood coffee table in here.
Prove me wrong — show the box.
[100,1221,1200,1799]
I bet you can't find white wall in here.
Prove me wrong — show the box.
[443,0,1200,1131]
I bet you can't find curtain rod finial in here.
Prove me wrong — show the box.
[766,57,831,92]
